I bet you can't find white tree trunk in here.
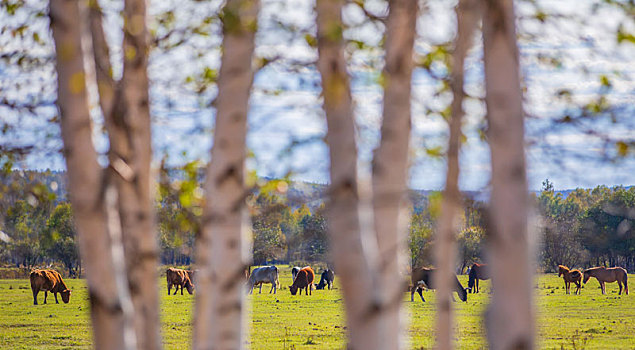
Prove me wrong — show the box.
[112,1,161,349]
[316,0,381,349]
[371,0,417,348]
[87,0,115,120]
[193,0,259,348]
[482,1,534,349]
[49,1,134,349]
[434,1,480,349]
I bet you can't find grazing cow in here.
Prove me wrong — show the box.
[289,266,315,295]
[467,263,490,293]
[167,268,194,295]
[315,269,335,290]
[186,270,196,284]
[30,269,71,305]
[248,266,279,294]
[291,266,301,281]
[410,267,467,302]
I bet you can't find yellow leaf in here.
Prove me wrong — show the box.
[616,141,628,157]
[68,72,85,94]
[125,45,137,61]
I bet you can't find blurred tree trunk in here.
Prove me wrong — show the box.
[88,0,161,347]
[88,0,114,120]
[371,0,417,348]
[482,0,534,349]
[193,0,259,348]
[434,1,480,349]
[52,0,160,348]
[49,0,135,349]
[316,0,381,349]
[113,1,161,348]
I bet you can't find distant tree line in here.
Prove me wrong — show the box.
[0,170,78,276]
[1,171,633,274]
[537,179,635,272]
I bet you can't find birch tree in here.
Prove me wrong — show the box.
[482,0,534,349]
[192,0,259,348]
[371,0,417,348]
[49,0,135,349]
[111,0,161,348]
[317,0,422,347]
[51,0,160,348]
[316,0,381,348]
[433,0,480,349]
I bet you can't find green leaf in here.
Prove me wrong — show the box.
[304,34,317,48]
[324,21,343,42]
[425,146,443,158]
[617,27,635,45]
[534,10,548,22]
[599,75,611,88]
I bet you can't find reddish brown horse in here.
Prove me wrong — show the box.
[583,266,628,295]
[558,265,582,295]
[467,263,490,293]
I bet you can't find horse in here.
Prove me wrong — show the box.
[467,263,490,293]
[410,267,467,302]
[557,265,582,295]
[583,266,628,295]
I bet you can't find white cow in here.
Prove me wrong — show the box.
[248,266,279,294]
[291,266,301,281]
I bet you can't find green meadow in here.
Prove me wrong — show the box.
[0,270,633,349]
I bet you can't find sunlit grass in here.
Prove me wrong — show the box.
[0,270,633,349]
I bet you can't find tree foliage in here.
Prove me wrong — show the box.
[537,180,635,271]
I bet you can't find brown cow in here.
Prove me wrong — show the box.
[186,270,196,284]
[30,269,71,305]
[289,266,314,295]
[167,268,194,295]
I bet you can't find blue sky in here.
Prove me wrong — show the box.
[1,0,634,191]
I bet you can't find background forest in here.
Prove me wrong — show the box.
[2,170,633,276]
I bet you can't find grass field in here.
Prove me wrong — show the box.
[0,269,633,349]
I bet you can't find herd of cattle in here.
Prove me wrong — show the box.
[28,262,629,305]
[246,265,335,295]
[166,265,335,296]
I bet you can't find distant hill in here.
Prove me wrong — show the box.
[2,170,631,210]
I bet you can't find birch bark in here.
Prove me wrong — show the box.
[87,0,114,119]
[482,0,534,349]
[112,1,161,348]
[49,1,133,349]
[434,1,480,349]
[371,0,417,348]
[316,0,380,348]
[193,0,259,348]
[86,0,160,347]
